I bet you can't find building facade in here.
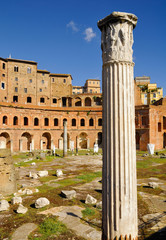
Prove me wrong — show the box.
[0,57,102,152]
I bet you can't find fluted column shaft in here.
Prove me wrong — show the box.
[63,120,67,157]
[98,12,138,240]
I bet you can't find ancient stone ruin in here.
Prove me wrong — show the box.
[98,12,138,239]
[0,149,17,195]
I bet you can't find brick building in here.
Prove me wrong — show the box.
[0,57,102,152]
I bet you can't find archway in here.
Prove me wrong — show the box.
[98,132,102,147]
[85,97,91,106]
[79,132,88,149]
[61,133,70,149]
[136,131,140,150]
[21,132,32,151]
[75,97,82,106]
[163,133,166,148]
[0,132,10,149]
[42,132,51,150]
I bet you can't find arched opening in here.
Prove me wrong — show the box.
[21,132,32,151]
[61,133,70,149]
[2,116,7,125]
[72,119,76,126]
[98,118,102,126]
[95,97,102,106]
[0,132,10,149]
[85,97,91,106]
[98,132,102,147]
[24,117,28,126]
[136,131,140,150]
[54,118,58,126]
[79,132,88,149]
[80,118,85,126]
[13,116,18,125]
[34,118,39,126]
[68,97,72,107]
[62,97,67,107]
[89,118,94,126]
[75,97,81,106]
[163,133,166,148]
[42,132,51,150]
[44,118,49,126]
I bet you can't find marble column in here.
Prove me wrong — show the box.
[63,120,67,157]
[98,12,138,240]
[19,139,23,152]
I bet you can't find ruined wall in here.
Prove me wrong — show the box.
[0,149,17,195]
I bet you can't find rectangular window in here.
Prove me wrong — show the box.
[40,88,42,92]
[2,63,5,69]
[1,82,5,89]
[15,87,18,92]
[24,88,27,93]
[29,79,32,83]
[42,73,45,76]
[52,78,54,82]
[15,77,18,81]
[42,80,44,84]
[2,74,5,77]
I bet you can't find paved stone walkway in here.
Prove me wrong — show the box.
[11,223,37,240]
[39,205,101,240]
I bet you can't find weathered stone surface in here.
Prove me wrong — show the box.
[96,201,102,209]
[16,204,28,214]
[37,171,48,177]
[142,213,161,222]
[11,196,22,205]
[11,223,37,240]
[30,162,36,166]
[85,194,97,204]
[0,149,17,196]
[29,172,38,179]
[56,169,63,177]
[147,143,155,155]
[61,190,76,199]
[35,197,50,208]
[98,11,138,239]
[0,200,9,211]
[148,182,159,189]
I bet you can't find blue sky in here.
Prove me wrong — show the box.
[0,0,166,94]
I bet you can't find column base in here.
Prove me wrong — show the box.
[102,234,138,240]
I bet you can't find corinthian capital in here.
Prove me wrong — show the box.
[98,12,138,63]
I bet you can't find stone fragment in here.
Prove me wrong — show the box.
[147,144,155,155]
[35,197,50,208]
[148,182,159,189]
[56,169,63,177]
[35,189,39,193]
[11,196,22,205]
[29,172,38,179]
[0,200,9,211]
[142,153,148,157]
[61,190,76,200]
[142,213,161,222]
[37,171,48,177]
[0,194,3,199]
[16,204,28,214]
[85,194,97,205]
[96,201,102,209]
[31,162,36,166]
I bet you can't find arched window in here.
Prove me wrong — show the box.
[80,118,85,126]
[72,119,76,126]
[34,118,39,126]
[98,118,102,126]
[85,97,91,106]
[89,118,94,126]
[44,118,49,126]
[27,67,31,73]
[13,116,18,125]
[14,65,19,72]
[2,116,7,125]
[54,118,58,126]
[27,97,32,103]
[24,117,28,126]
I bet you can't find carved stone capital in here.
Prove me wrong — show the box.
[98,12,138,63]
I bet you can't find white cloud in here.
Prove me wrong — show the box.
[84,27,96,42]
[67,21,79,32]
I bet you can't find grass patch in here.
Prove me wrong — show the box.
[76,171,102,183]
[82,207,95,217]
[58,178,82,187]
[137,186,163,195]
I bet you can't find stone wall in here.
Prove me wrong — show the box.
[0,149,17,195]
